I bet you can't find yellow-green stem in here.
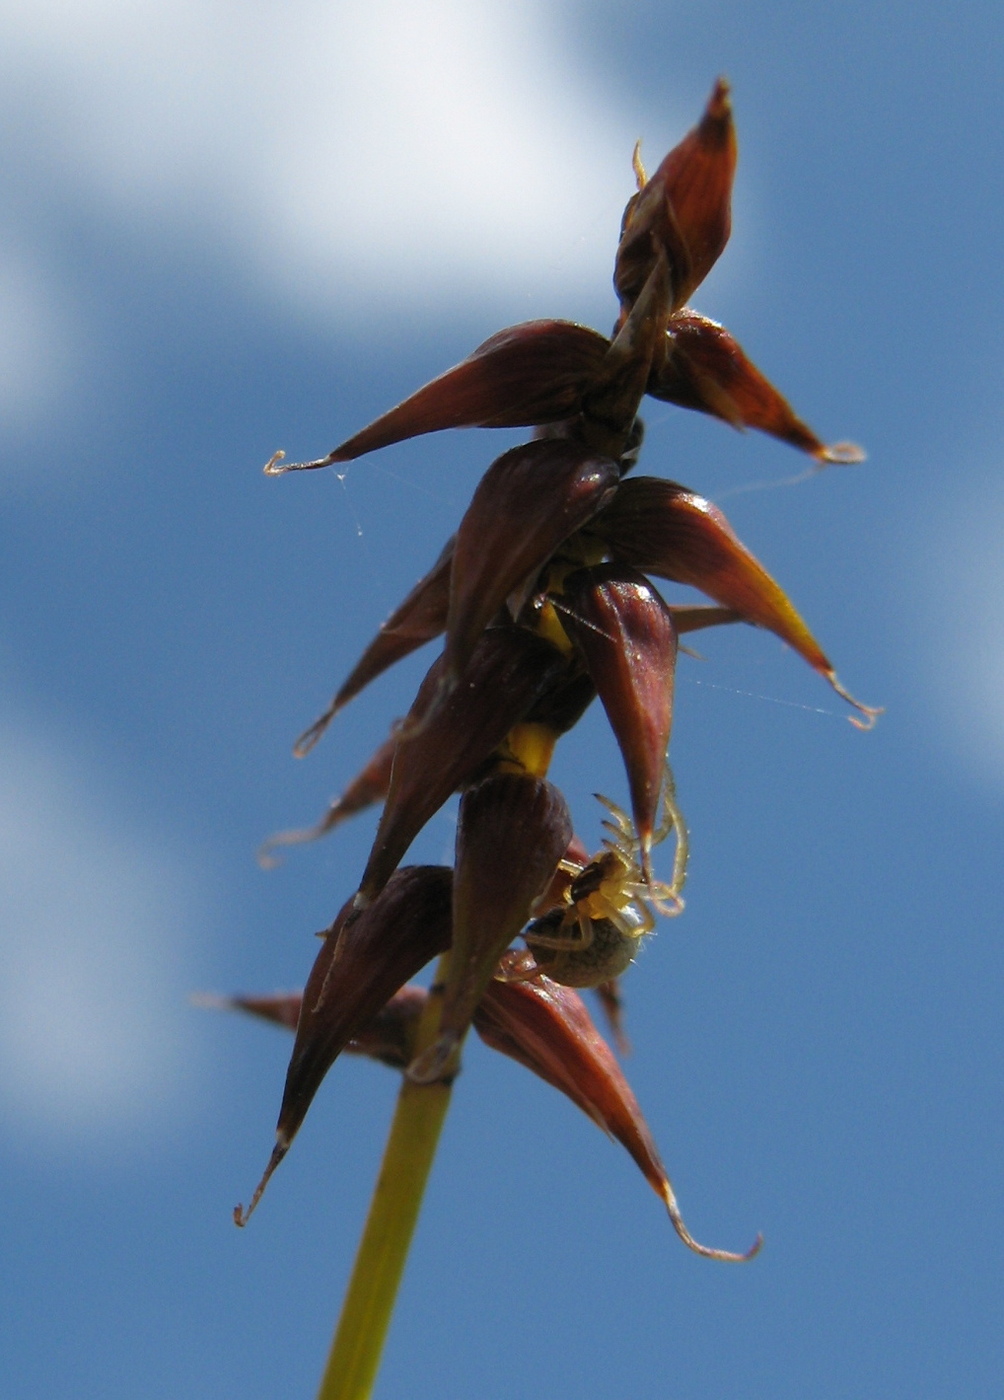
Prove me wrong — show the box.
[315,955,456,1400]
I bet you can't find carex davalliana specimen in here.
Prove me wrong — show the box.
[233,78,879,1272]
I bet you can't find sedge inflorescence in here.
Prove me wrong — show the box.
[231,78,877,1260]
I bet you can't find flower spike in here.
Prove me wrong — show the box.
[235,80,875,1342]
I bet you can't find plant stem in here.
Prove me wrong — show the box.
[315,956,455,1400]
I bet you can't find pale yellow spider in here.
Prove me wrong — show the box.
[523,774,688,989]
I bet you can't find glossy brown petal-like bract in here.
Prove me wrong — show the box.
[649,310,864,463]
[445,441,619,685]
[670,603,743,634]
[269,321,612,472]
[594,978,630,1054]
[224,986,428,1070]
[590,475,832,676]
[294,538,455,756]
[520,665,596,736]
[614,77,736,317]
[409,774,572,1083]
[280,866,452,1113]
[476,953,760,1261]
[357,626,569,905]
[234,867,453,1224]
[258,724,399,866]
[216,992,303,1032]
[559,564,678,864]
[341,985,428,1069]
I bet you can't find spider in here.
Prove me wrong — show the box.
[522,773,688,989]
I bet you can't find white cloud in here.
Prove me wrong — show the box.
[0,248,82,435]
[0,717,201,1144]
[0,0,642,321]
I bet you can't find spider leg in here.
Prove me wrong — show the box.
[594,792,633,841]
[652,766,689,900]
[599,818,637,870]
[648,883,685,919]
[651,763,681,846]
[528,856,586,918]
[525,911,596,954]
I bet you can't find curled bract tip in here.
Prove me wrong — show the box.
[234,1139,288,1227]
[662,1181,762,1262]
[818,440,866,466]
[292,708,336,758]
[264,449,338,475]
[255,824,322,869]
[631,138,646,190]
[826,672,884,730]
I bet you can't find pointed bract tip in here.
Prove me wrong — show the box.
[825,672,884,730]
[707,75,732,117]
[817,440,866,466]
[189,991,231,1011]
[292,706,338,758]
[233,1137,289,1227]
[594,979,632,1055]
[638,831,654,884]
[255,825,320,869]
[662,1180,762,1262]
[394,672,456,744]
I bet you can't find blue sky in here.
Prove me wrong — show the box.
[2,2,1002,1396]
